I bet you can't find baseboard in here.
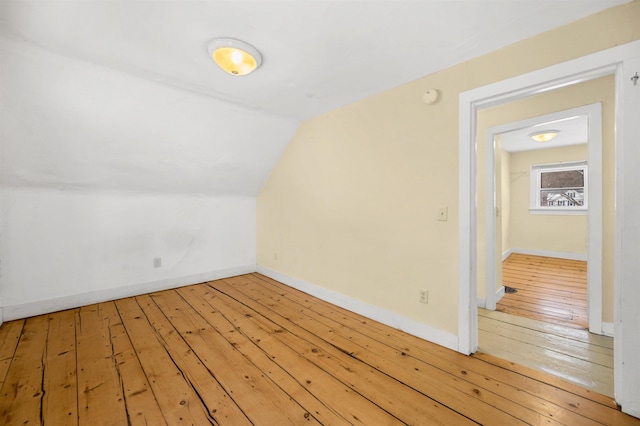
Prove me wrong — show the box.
[2,264,256,322]
[601,321,614,337]
[0,307,3,327]
[479,286,505,311]
[622,406,640,421]
[502,248,513,261]
[256,265,459,352]
[508,248,587,261]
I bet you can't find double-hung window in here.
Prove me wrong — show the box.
[530,161,587,214]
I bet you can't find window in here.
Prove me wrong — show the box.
[530,161,587,214]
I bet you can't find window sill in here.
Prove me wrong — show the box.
[529,209,588,216]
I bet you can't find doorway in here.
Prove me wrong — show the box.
[456,40,640,413]
[479,100,604,331]
[476,100,613,395]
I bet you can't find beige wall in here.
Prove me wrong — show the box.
[257,2,638,336]
[508,144,588,254]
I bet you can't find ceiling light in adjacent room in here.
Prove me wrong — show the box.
[208,38,262,76]
[529,130,559,142]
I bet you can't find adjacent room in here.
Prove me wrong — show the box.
[1,1,639,424]
[474,83,615,397]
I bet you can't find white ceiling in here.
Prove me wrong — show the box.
[1,0,628,120]
[0,1,628,195]
[500,115,588,153]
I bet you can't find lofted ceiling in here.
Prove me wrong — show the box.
[0,1,628,196]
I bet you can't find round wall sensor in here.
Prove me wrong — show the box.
[423,89,440,105]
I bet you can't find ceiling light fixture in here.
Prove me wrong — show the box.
[208,38,262,76]
[529,130,560,142]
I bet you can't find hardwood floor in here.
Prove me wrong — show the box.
[478,308,614,397]
[498,253,588,329]
[482,254,613,397]
[1,273,638,425]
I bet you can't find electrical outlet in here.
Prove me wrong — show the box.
[419,289,429,304]
[154,257,162,268]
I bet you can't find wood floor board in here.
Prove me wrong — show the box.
[499,294,586,310]
[230,278,537,425]
[209,278,479,426]
[152,292,319,424]
[506,254,587,268]
[479,309,613,349]
[496,301,580,319]
[0,319,24,390]
[479,313,613,361]
[507,273,586,282]
[498,253,588,328]
[42,309,78,425]
[499,279,587,296]
[478,329,614,397]
[177,284,386,425]
[501,283,586,299]
[497,300,587,319]
[504,268,586,280]
[236,276,596,424]
[107,300,168,426]
[1,273,638,425]
[503,272,587,287]
[506,262,586,273]
[478,308,617,399]
[245,274,620,426]
[114,296,222,425]
[76,304,129,426]
[180,284,403,425]
[0,315,49,425]
[148,288,321,425]
[134,293,253,425]
[494,306,588,329]
[471,353,640,426]
[484,254,617,400]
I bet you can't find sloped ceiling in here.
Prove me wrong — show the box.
[0,1,628,196]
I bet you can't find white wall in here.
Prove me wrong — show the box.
[0,189,256,319]
[0,36,298,196]
[0,37,298,320]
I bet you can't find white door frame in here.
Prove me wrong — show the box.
[458,40,640,416]
[483,103,603,338]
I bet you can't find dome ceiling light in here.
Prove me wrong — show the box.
[208,38,262,76]
[529,130,560,143]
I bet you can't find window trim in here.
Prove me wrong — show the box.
[529,160,588,214]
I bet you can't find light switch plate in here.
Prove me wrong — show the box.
[437,207,448,221]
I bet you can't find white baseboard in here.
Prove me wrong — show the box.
[506,248,587,261]
[479,286,504,311]
[502,248,513,261]
[256,265,459,352]
[623,406,640,420]
[601,321,614,337]
[0,307,3,327]
[2,264,256,322]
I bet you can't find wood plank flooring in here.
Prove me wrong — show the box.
[478,308,614,397]
[1,273,638,425]
[498,253,588,329]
